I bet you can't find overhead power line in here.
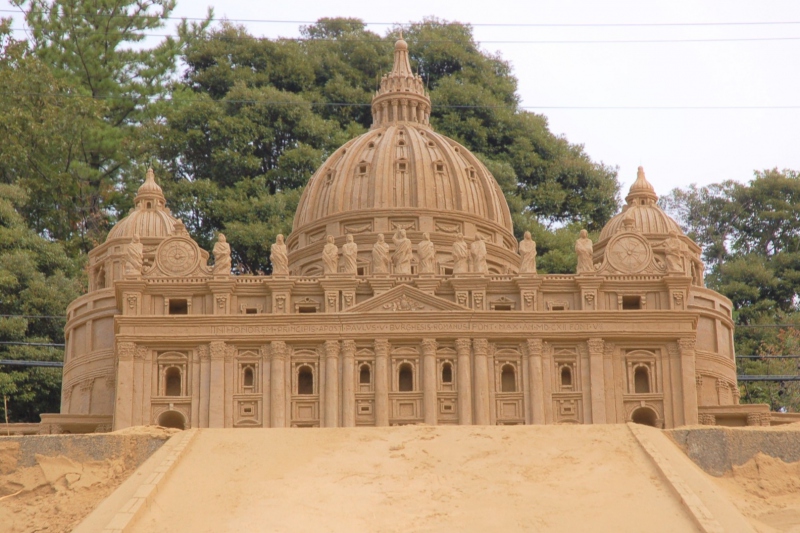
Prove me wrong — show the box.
[1,92,799,110]
[2,10,800,27]
[0,359,63,368]
[8,27,800,44]
[0,341,65,347]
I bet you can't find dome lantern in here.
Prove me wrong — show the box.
[371,34,432,128]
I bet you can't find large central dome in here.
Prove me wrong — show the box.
[288,37,517,276]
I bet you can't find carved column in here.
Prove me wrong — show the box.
[679,338,699,426]
[198,345,210,427]
[422,338,438,425]
[526,339,545,424]
[209,341,226,428]
[375,339,390,426]
[114,341,135,430]
[473,338,490,425]
[270,341,287,428]
[456,338,473,425]
[341,340,356,427]
[260,345,270,427]
[324,340,340,427]
[587,338,606,424]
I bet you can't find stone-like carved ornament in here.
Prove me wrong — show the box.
[383,295,426,312]
[607,233,652,274]
[149,235,207,277]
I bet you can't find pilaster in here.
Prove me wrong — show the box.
[587,338,606,423]
[422,338,438,425]
[374,339,390,426]
[455,338,473,425]
[341,340,356,427]
[207,278,236,315]
[324,340,340,427]
[679,337,699,425]
[526,339,545,424]
[270,341,287,427]
[575,276,603,311]
[473,338,490,425]
[515,277,542,312]
[209,341,226,428]
[263,278,295,315]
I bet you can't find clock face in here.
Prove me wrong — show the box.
[157,238,199,276]
[607,234,651,274]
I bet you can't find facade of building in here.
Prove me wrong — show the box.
[45,37,770,434]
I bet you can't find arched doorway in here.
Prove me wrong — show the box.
[631,407,659,427]
[157,410,186,430]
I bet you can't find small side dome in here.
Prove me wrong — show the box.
[599,166,682,241]
[106,169,179,241]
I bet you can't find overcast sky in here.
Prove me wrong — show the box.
[5,0,799,197]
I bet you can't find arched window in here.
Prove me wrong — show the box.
[399,363,413,392]
[501,364,516,392]
[631,407,658,427]
[634,366,650,394]
[243,367,254,388]
[359,364,371,384]
[441,363,453,384]
[157,410,185,430]
[298,366,314,395]
[165,367,181,396]
[560,366,572,389]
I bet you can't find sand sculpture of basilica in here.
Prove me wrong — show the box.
[43,37,770,434]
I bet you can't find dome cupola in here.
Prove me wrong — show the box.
[106,168,179,241]
[288,37,518,276]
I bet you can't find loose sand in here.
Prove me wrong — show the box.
[711,453,800,533]
[129,424,699,533]
[0,426,176,533]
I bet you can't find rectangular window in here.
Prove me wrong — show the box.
[168,299,188,315]
[298,306,317,314]
[494,305,512,311]
[622,296,642,310]
[245,308,258,315]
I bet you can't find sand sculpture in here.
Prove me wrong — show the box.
[46,35,769,434]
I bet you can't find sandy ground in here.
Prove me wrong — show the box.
[0,426,176,533]
[711,453,800,533]
[129,424,699,533]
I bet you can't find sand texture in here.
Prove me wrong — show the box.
[0,427,175,533]
[711,453,800,533]
[129,424,700,533]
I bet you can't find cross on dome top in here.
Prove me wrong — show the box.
[371,34,432,128]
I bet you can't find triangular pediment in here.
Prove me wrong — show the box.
[346,284,468,313]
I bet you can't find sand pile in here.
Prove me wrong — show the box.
[128,424,698,533]
[713,453,800,533]
[0,426,175,533]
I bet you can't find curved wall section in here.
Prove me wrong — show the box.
[62,289,119,416]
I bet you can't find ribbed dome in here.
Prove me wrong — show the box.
[292,125,513,232]
[599,166,682,241]
[107,169,178,241]
[292,36,512,234]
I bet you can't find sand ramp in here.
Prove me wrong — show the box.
[102,423,753,533]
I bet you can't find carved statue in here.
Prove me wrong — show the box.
[575,229,594,274]
[322,236,339,275]
[518,231,537,274]
[271,234,289,276]
[662,230,687,273]
[94,264,106,290]
[392,229,412,274]
[125,234,144,276]
[470,234,488,273]
[691,257,705,286]
[213,233,232,276]
[418,232,436,274]
[342,234,358,274]
[452,233,469,274]
[372,234,391,274]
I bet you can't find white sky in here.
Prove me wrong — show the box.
[5,0,800,196]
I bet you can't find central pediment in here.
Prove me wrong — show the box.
[346,284,469,313]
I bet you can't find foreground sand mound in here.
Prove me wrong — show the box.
[128,424,698,533]
[0,428,173,533]
[713,453,800,533]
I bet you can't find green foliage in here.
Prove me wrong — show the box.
[665,169,800,411]
[0,184,82,422]
[151,18,619,273]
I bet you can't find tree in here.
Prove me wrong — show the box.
[0,184,82,422]
[665,169,800,411]
[151,18,620,273]
[4,0,208,252]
